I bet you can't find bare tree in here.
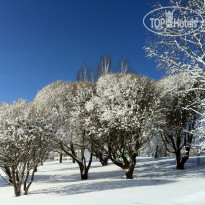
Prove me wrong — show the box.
[116,57,129,74]
[97,55,112,78]
[76,63,96,83]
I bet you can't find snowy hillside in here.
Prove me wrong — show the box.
[0,157,205,205]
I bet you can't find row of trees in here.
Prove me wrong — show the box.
[0,68,204,196]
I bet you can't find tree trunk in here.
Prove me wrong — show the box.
[11,168,21,197]
[125,169,134,179]
[70,142,76,163]
[78,153,93,180]
[34,167,37,172]
[176,160,185,169]
[154,145,159,158]
[4,166,13,184]
[80,170,88,180]
[99,157,108,166]
[59,153,63,163]
[24,166,37,195]
[61,143,93,179]
[125,157,136,179]
[176,150,183,169]
[176,148,190,170]
[24,171,30,192]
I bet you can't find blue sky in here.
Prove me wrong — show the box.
[0,0,164,103]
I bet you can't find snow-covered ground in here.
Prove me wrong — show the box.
[0,157,205,205]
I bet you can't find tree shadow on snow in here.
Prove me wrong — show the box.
[31,177,175,196]
[135,157,205,179]
[33,168,125,184]
[29,156,205,196]
[31,164,176,196]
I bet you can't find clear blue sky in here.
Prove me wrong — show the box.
[0,0,164,103]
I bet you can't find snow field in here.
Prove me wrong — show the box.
[0,157,205,205]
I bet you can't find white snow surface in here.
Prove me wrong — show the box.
[0,157,205,205]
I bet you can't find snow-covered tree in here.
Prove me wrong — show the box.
[145,0,205,160]
[85,74,156,179]
[145,0,205,74]
[84,96,109,166]
[63,81,95,179]
[155,72,203,169]
[0,100,54,196]
[33,80,95,180]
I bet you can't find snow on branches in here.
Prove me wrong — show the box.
[145,0,205,162]
[85,74,156,179]
[0,99,55,196]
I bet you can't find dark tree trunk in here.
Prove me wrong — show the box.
[99,157,108,166]
[176,150,189,170]
[24,171,29,192]
[125,169,134,179]
[34,167,37,172]
[100,158,108,166]
[109,148,137,179]
[61,142,93,180]
[125,157,136,179]
[176,161,185,169]
[70,143,76,163]
[15,171,19,183]
[78,153,93,180]
[4,166,13,184]
[154,145,159,158]
[80,170,88,180]
[59,153,63,163]
[11,168,21,197]
[176,150,183,169]
[79,155,92,180]
[11,162,27,197]
[24,166,36,195]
